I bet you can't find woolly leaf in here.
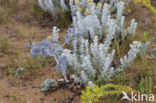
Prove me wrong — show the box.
[151,48,156,58]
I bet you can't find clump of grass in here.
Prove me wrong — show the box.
[0,8,8,24]
[0,0,19,15]
[5,94,26,103]
[0,0,18,8]
[0,14,8,24]
[0,15,8,24]
[0,39,10,54]
[7,53,54,80]
[140,76,153,95]
[0,0,10,7]
[0,0,42,23]
[32,2,45,21]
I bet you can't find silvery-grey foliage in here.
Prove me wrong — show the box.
[151,47,156,58]
[29,26,147,85]
[119,41,143,70]
[72,1,137,40]
[38,0,130,15]
[62,34,145,84]
[35,0,150,85]
[38,0,136,40]
[41,79,56,92]
[38,0,69,15]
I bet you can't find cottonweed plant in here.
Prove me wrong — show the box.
[30,0,150,85]
[28,26,148,85]
[38,0,137,40]
[38,0,69,15]
[62,35,145,85]
[71,0,137,40]
[37,0,130,15]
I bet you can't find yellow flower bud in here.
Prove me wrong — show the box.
[133,41,139,44]
[107,4,111,9]
[88,0,92,2]
[78,8,82,11]
[89,2,95,6]
[47,36,53,42]
[97,3,102,7]
[120,1,125,4]
[85,9,91,15]
[75,0,80,5]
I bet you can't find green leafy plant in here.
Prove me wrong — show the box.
[81,84,134,103]
[9,94,25,102]
[133,0,156,15]
[144,32,149,43]
[140,76,152,95]
[0,39,10,54]
[0,14,8,24]
[114,39,120,55]
[8,67,26,80]
[10,95,18,101]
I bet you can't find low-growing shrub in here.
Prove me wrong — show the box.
[28,0,151,86]
[81,83,134,103]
